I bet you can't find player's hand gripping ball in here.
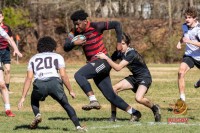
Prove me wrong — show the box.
[71,35,86,50]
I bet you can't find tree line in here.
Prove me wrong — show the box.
[0,0,199,63]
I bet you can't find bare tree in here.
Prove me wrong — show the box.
[168,0,172,33]
[0,0,5,8]
[37,2,43,38]
[190,0,194,6]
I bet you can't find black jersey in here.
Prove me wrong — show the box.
[122,47,151,80]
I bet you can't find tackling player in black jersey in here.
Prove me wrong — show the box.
[96,32,161,122]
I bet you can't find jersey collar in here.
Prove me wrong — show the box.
[124,47,134,56]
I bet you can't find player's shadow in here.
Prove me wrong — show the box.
[162,107,198,120]
[162,107,194,112]
[13,124,71,131]
[13,125,50,130]
[48,117,129,121]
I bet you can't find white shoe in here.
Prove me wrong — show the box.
[76,126,87,132]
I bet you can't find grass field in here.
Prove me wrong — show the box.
[1,63,200,133]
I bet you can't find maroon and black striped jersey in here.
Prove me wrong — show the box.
[64,21,122,62]
[81,21,108,61]
[0,23,12,49]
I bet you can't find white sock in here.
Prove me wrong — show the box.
[180,93,185,101]
[89,95,97,101]
[76,126,82,129]
[127,108,133,114]
[5,104,10,111]
[36,113,41,117]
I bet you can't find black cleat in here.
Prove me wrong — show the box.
[82,100,101,111]
[152,104,161,122]
[108,117,117,122]
[30,113,42,129]
[194,80,200,88]
[130,110,141,122]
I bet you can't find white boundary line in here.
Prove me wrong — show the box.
[88,122,200,130]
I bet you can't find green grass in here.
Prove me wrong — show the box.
[2,63,200,132]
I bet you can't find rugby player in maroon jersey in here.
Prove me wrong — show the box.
[64,10,141,122]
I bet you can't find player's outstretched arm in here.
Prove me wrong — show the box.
[8,37,23,57]
[108,21,123,51]
[59,67,76,98]
[95,52,128,71]
[18,71,33,110]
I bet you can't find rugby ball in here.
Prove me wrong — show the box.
[71,35,86,43]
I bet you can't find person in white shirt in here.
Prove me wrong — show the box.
[18,36,86,131]
[0,11,22,92]
[176,7,200,101]
[0,26,22,117]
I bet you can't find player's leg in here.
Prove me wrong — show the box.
[0,52,14,116]
[31,93,40,116]
[193,59,200,88]
[94,74,141,122]
[74,62,101,110]
[135,85,161,122]
[0,68,7,102]
[49,78,87,131]
[30,98,42,129]
[30,81,46,129]
[53,94,86,131]
[4,63,11,92]
[3,48,11,92]
[135,85,151,107]
[178,56,193,101]
[113,79,133,93]
[0,69,15,117]
[109,79,132,122]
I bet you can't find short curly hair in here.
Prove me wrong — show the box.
[184,7,197,18]
[70,10,88,21]
[37,36,57,53]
